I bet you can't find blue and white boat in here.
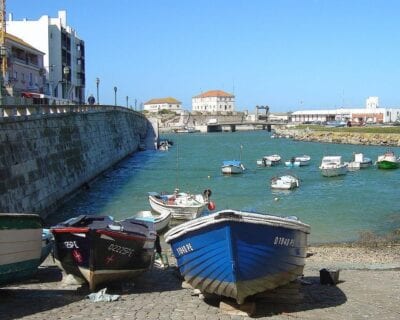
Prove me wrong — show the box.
[165,209,310,304]
[0,213,43,286]
[221,160,245,174]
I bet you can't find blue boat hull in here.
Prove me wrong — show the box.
[165,210,310,304]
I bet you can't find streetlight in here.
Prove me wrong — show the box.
[126,96,129,108]
[96,78,100,104]
[114,86,117,106]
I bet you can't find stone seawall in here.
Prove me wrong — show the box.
[0,108,148,218]
[275,128,400,146]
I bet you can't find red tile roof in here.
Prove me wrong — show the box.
[193,90,234,98]
[144,97,181,105]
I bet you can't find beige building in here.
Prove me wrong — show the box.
[192,90,235,113]
[143,97,182,113]
[3,33,45,98]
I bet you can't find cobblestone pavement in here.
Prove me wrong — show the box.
[1,252,399,320]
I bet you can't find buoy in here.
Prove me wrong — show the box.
[208,201,216,211]
[207,175,211,179]
[274,197,279,201]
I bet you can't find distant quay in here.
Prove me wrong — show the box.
[275,127,400,146]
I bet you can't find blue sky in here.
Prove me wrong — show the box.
[7,0,400,112]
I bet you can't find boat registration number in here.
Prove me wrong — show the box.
[108,244,134,257]
[175,243,194,257]
[64,241,79,249]
[274,236,295,247]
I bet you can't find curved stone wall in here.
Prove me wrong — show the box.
[0,108,148,218]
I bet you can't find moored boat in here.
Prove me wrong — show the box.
[353,153,372,168]
[271,174,300,190]
[51,215,157,291]
[135,210,172,232]
[257,154,281,167]
[221,160,245,174]
[284,158,301,167]
[165,209,310,304]
[294,155,311,166]
[148,189,213,220]
[376,150,400,169]
[0,213,43,286]
[319,156,348,177]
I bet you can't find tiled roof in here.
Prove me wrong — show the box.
[144,97,181,105]
[193,90,234,98]
[5,32,44,54]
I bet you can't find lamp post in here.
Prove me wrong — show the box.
[63,66,70,101]
[96,77,100,104]
[126,96,129,108]
[114,86,117,106]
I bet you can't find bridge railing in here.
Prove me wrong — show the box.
[0,104,145,120]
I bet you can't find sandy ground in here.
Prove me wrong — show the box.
[1,244,399,320]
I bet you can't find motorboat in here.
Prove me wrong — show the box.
[148,189,214,220]
[353,153,372,168]
[165,209,310,304]
[221,160,245,174]
[284,158,301,167]
[271,174,300,190]
[0,213,43,286]
[319,156,348,177]
[376,150,400,169]
[257,154,281,167]
[51,215,157,291]
[294,155,311,166]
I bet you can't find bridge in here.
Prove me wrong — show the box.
[204,120,287,132]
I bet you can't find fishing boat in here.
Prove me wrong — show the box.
[376,150,400,169]
[0,213,43,285]
[148,189,214,220]
[294,155,311,166]
[319,156,348,177]
[165,209,310,304]
[221,160,245,174]
[135,210,172,232]
[51,215,157,291]
[284,158,301,167]
[271,174,300,190]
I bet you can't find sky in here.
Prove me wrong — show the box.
[6,0,400,112]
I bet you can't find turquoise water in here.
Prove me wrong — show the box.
[46,131,400,244]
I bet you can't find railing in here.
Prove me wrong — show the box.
[0,104,145,120]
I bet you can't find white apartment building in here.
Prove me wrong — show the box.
[7,10,85,104]
[143,97,182,113]
[291,97,400,124]
[192,90,235,113]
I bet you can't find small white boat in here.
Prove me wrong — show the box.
[257,154,281,166]
[284,158,301,167]
[148,189,213,220]
[294,155,311,166]
[346,161,361,171]
[271,174,300,190]
[135,210,172,232]
[353,153,372,168]
[221,160,245,174]
[319,156,348,177]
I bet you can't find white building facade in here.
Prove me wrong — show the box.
[7,11,85,104]
[291,97,400,124]
[192,90,235,113]
[3,33,45,98]
[143,97,182,113]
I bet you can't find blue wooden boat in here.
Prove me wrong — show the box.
[165,209,310,304]
[0,213,43,286]
[221,160,245,174]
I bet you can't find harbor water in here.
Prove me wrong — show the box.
[46,131,400,244]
